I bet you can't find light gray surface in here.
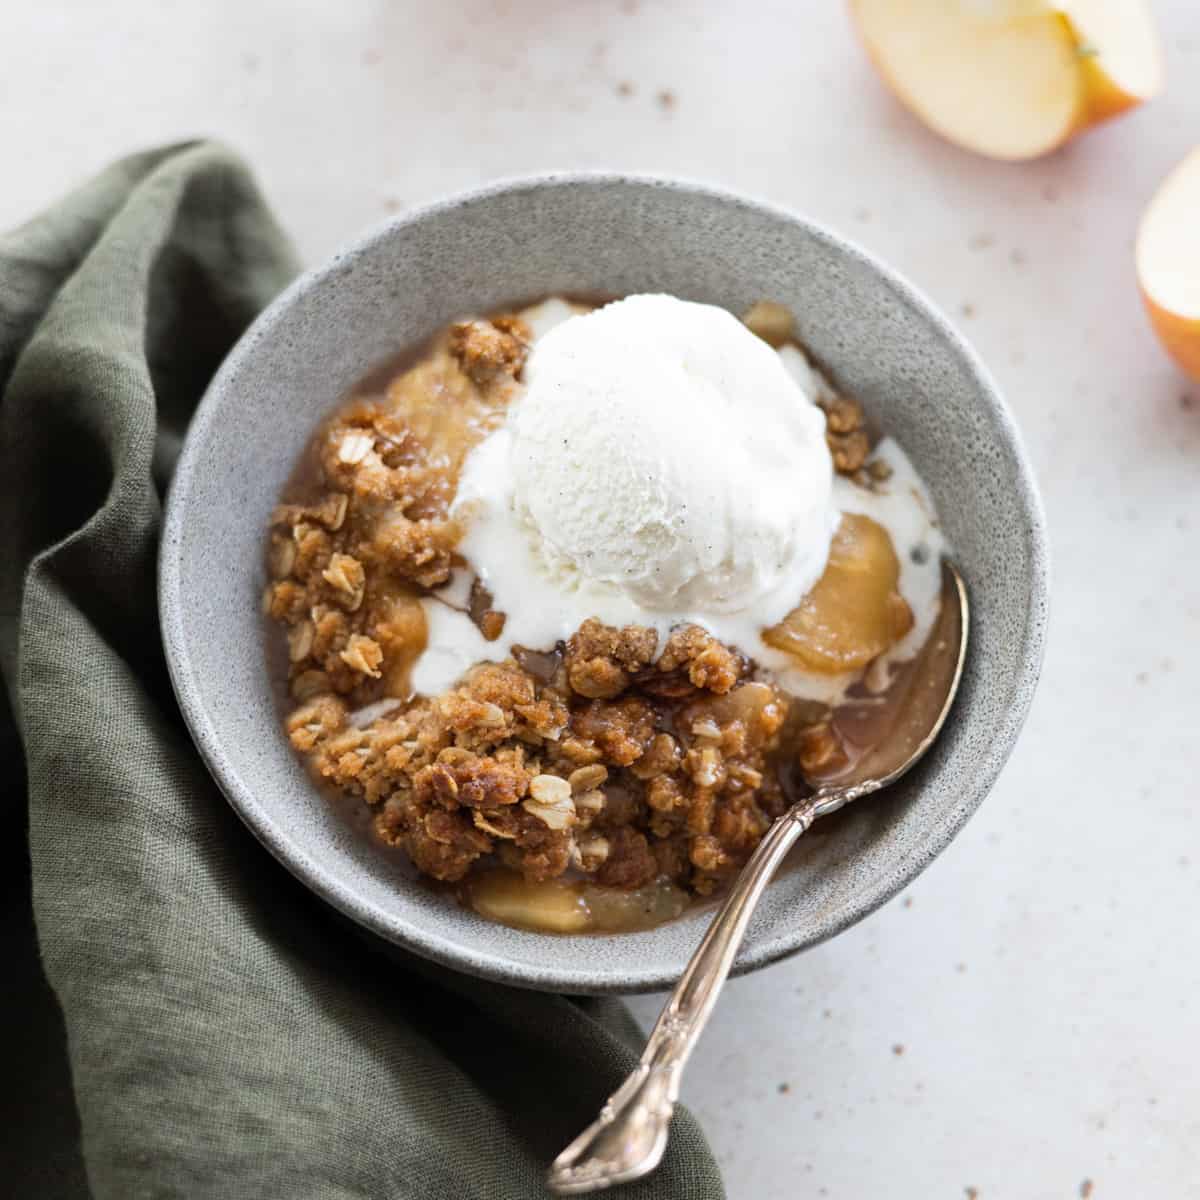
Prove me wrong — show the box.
[159,175,1046,994]
[7,1,1199,1194]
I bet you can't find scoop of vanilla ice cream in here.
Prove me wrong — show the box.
[509,294,833,612]
[412,294,949,701]
[437,294,838,688]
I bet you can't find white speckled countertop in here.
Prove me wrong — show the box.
[6,2,1198,1195]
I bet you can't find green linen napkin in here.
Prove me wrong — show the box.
[0,142,725,1200]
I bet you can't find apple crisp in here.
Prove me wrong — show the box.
[264,301,931,930]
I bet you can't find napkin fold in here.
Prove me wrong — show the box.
[0,142,724,1200]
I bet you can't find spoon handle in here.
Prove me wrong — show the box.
[546,799,822,1195]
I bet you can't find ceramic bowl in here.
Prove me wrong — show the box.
[160,175,1048,994]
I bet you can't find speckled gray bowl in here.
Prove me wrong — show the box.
[160,174,1048,995]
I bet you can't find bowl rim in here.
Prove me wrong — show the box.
[159,171,1049,994]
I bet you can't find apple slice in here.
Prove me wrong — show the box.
[1137,148,1200,381]
[764,513,913,676]
[849,0,1163,161]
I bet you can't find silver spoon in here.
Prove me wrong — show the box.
[547,559,969,1195]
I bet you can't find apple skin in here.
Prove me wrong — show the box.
[1141,292,1200,382]
[1077,53,1145,126]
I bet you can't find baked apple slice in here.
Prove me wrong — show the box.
[764,513,913,674]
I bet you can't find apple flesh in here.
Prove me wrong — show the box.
[1137,148,1200,382]
[764,513,913,676]
[849,0,1163,161]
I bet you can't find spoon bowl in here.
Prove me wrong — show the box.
[813,558,969,794]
